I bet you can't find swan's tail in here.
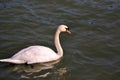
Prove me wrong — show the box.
[0,58,25,64]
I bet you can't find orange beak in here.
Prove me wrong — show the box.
[66,29,71,34]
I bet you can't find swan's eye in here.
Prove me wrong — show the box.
[66,28,69,30]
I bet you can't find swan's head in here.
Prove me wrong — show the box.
[58,25,71,34]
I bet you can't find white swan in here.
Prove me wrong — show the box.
[0,25,71,64]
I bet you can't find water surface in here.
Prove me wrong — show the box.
[0,0,120,80]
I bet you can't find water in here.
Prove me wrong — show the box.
[0,0,120,80]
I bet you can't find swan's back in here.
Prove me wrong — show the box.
[11,46,59,64]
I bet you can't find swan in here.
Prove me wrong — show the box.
[0,25,71,64]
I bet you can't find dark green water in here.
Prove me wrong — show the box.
[0,0,120,80]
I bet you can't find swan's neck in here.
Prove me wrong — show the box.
[54,29,63,57]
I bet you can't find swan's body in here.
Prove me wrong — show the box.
[1,46,60,64]
[0,25,71,64]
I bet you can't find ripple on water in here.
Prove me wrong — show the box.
[0,0,120,80]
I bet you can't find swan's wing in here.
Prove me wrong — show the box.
[11,46,59,64]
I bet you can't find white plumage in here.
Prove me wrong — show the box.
[0,25,71,64]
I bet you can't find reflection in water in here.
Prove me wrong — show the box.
[1,59,65,79]
[12,59,60,73]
